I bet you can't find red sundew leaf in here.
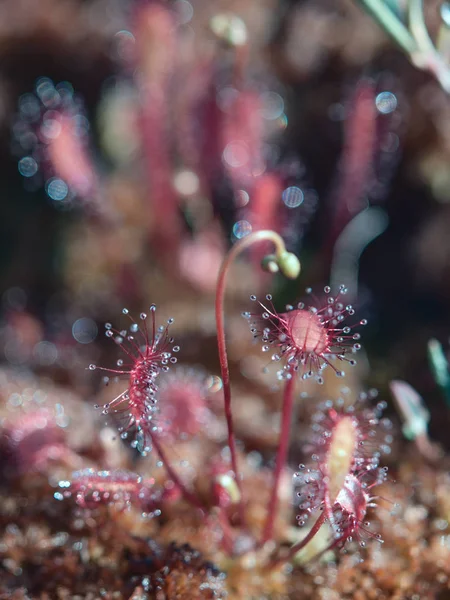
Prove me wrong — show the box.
[155,366,215,440]
[1,406,77,475]
[131,2,182,258]
[55,468,160,515]
[294,395,392,548]
[244,286,366,383]
[325,78,378,262]
[14,78,106,218]
[90,306,179,453]
[46,113,98,199]
[221,90,265,193]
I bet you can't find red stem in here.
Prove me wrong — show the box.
[269,510,326,569]
[149,431,205,512]
[215,230,291,528]
[260,370,296,546]
[215,262,246,527]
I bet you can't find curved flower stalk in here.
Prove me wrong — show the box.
[215,230,300,526]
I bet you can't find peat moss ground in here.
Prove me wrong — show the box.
[1,370,450,600]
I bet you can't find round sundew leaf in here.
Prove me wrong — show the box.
[284,310,328,355]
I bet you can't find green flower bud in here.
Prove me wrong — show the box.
[277,251,301,279]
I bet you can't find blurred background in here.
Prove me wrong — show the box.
[2,0,450,436]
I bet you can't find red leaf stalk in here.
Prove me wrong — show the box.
[260,368,296,545]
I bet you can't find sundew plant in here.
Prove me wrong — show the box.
[54,230,393,593]
[5,1,450,599]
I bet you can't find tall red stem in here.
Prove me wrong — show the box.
[215,230,300,528]
[260,370,296,546]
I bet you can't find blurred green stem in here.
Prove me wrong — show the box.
[355,0,417,55]
[428,339,450,408]
[356,0,450,93]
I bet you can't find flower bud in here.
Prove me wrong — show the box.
[277,251,301,279]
